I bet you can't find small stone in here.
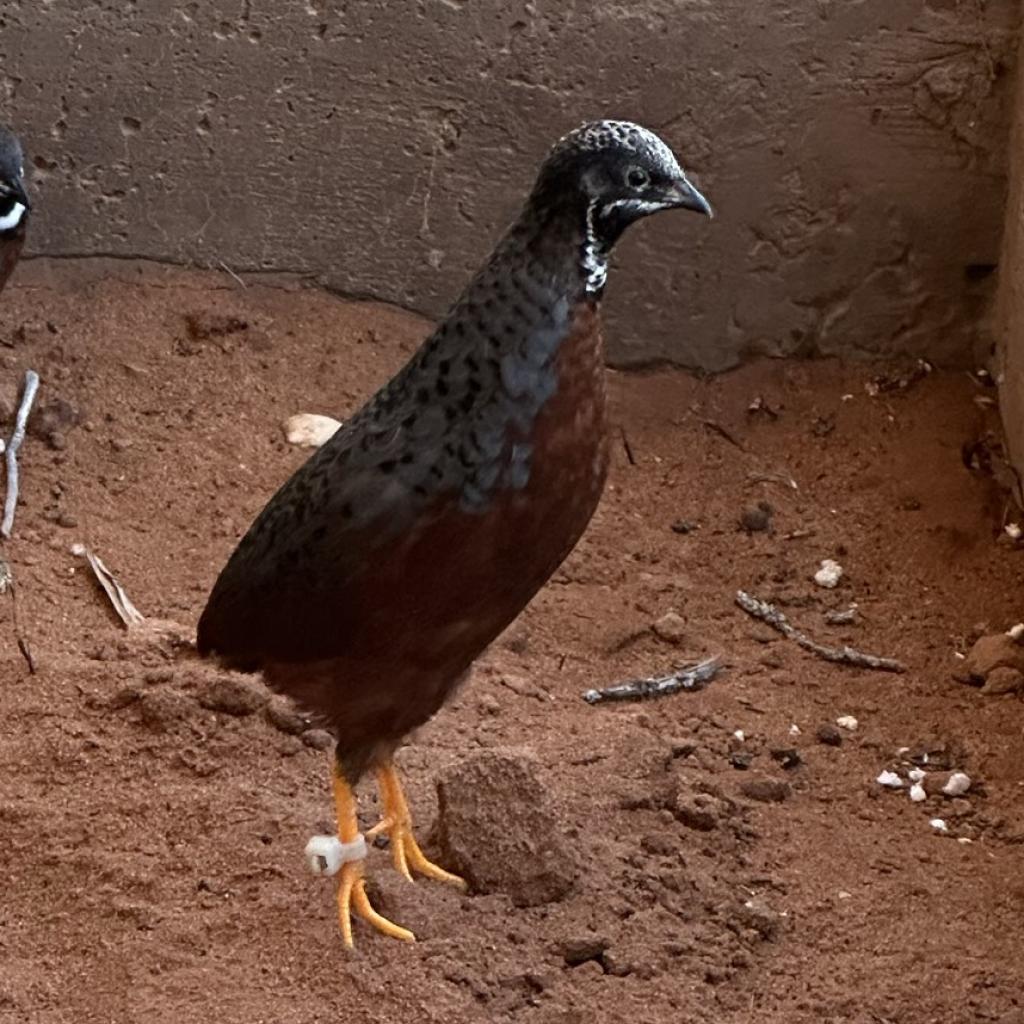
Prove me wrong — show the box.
[301,728,334,751]
[56,511,78,528]
[435,749,576,907]
[47,431,67,451]
[729,751,754,771]
[836,715,859,732]
[283,412,343,448]
[673,789,726,831]
[770,748,801,770]
[982,666,1024,696]
[558,933,610,967]
[876,770,904,789]
[814,559,844,589]
[670,519,698,535]
[477,694,501,716]
[652,611,687,644]
[739,501,773,534]
[964,633,1024,682]
[110,437,133,453]
[735,898,782,940]
[197,676,269,716]
[816,724,843,746]
[739,778,791,803]
[909,783,927,802]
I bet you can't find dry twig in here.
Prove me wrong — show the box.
[735,591,905,673]
[71,543,145,628]
[583,655,722,705]
[1,369,39,539]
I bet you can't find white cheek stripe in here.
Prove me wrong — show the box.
[0,201,25,232]
[582,199,608,294]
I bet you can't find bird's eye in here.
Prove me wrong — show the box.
[626,166,649,189]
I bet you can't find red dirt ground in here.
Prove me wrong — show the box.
[0,259,1022,1024]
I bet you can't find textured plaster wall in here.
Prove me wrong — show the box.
[996,10,1024,484]
[0,1,1019,370]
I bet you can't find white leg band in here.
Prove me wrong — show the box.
[304,833,368,876]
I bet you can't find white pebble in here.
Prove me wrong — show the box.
[814,559,844,589]
[1005,523,1022,541]
[909,783,927,803]
[876,770,903,789]
[836,715,858,732]
[1007,623,1024,641]
[907,768,926,783]
[733,729,745,742]
[788,724,801,737]
[929,818,948,833]
[283,413,343,448]
[942,772,972,797]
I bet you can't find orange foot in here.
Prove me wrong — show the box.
[367,761,467,889]
[305,760,463,947]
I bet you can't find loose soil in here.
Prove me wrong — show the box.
[0,259,1022,1024]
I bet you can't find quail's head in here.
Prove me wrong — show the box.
[533,119,712,249]
[0,125,29,232]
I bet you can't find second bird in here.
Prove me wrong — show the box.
[197,119,713,946]
[0,125,29,295]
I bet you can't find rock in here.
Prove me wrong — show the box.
[652,611,687,644]
[670,519,698,535]
[283,412,343,448]
[729,751,754,770]
[302,728,334,751]
[733,897,783,940]
[963,633,1024,683]
[770,747,802,770]
[557,933,610,967]
[197,676,269,716]
[813,559,844,588]
[739,778,791,803]
[434,749,576,907]
[982,665,1024,696]
[816,723,842,746]
[265,697,312,735]
[739,501,773,534]
[836,715,859,732]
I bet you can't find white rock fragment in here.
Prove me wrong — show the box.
[907,768,926,783]
[942,772,972,797]
[1007,623,1024,642]
[876,770,903,789]
[836,715,858,732]
[909,783,927,803]
[789,724,801,737]
[1005,522,1022,542]
[733,729,746,742]
[929,818,948,833]
[283,413,343,448]
[814,559,844,589]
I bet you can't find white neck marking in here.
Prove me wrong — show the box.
[582,199,607,295]
[0,201,25,232]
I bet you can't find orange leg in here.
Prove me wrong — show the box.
[367,760,466,889]
[331,764,415,947]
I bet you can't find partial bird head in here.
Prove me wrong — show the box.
[0,125,29,232]
[528,120,711,294]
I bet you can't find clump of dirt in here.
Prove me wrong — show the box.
[0,259,1021,1024]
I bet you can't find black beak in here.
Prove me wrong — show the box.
[668,175,713,218]
[11,178,30,211]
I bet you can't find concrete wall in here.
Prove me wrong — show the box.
[1,1,1019,371]
[997,9,1024,486]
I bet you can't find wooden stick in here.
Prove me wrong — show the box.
[583,656,722,705]
[735,590,905,673]
[1,369,39,539]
